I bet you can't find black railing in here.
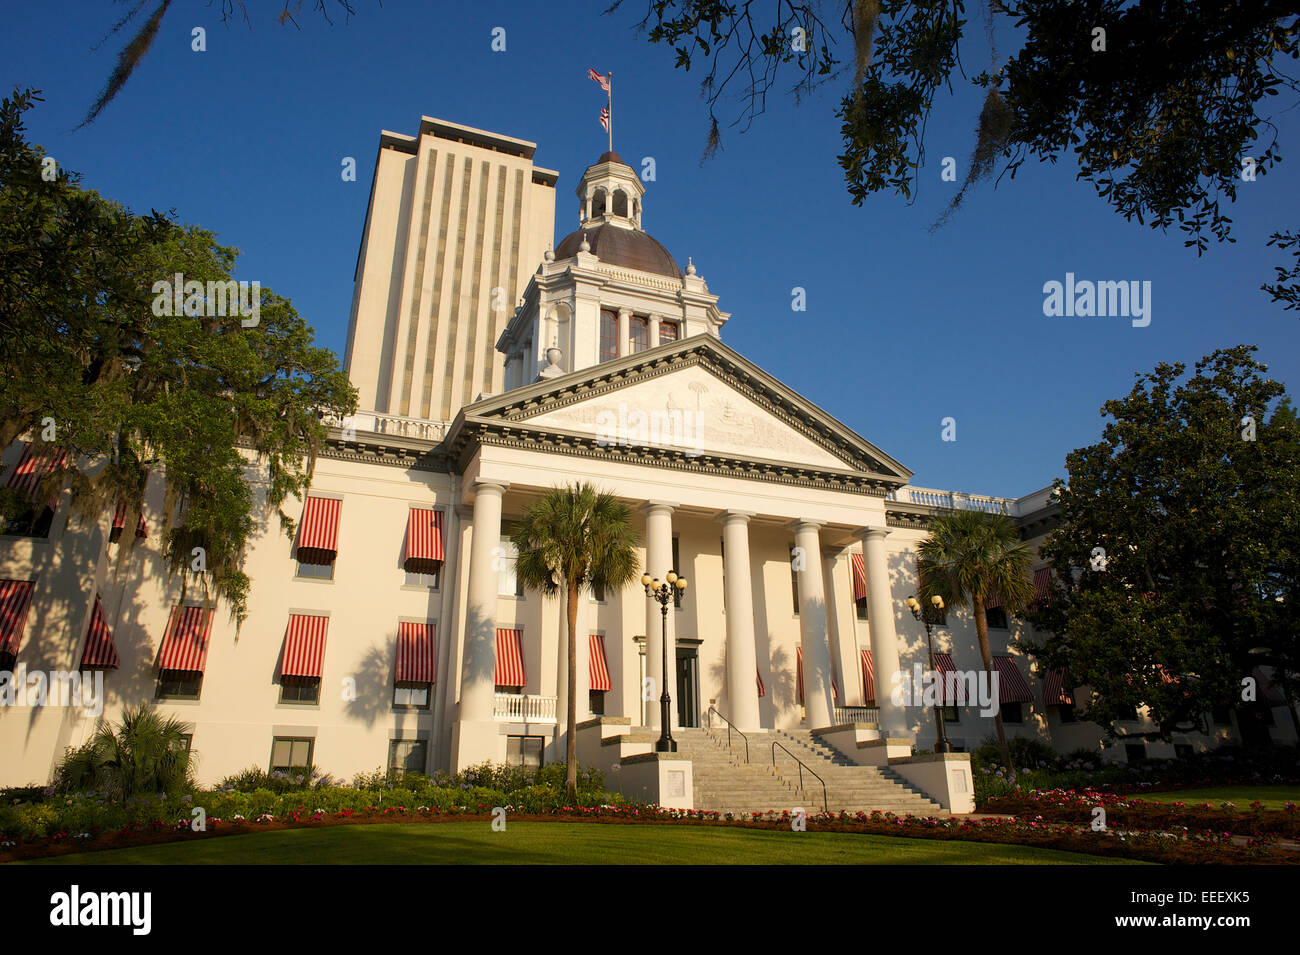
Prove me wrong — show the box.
[771,740,828,813]
[706,706,749,764]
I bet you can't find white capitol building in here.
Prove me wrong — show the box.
[1,116,1292,812]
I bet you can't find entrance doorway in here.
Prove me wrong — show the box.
[676,648,699,728]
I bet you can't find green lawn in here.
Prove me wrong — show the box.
[1135,785,1300,810]
[19,822,1144,865]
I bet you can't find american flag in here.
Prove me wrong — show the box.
[600,106,610,132]
[588,68,610,92]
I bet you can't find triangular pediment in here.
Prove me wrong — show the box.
[451,337,910,486]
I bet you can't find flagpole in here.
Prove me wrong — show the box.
[607,71,613,153]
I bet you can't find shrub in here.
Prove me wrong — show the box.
[54,705,194,802]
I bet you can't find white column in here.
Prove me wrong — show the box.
[722,511,761,731]
[643,502,676,729]
[451,481,508,770]
[821,550,847,715]
[459,482,506,721]
[861,527,908,739]
[617,308,631,358]
[648,316,661,348]
[794,521,834,728]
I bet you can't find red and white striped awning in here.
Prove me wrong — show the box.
[756,667,766,698]
[589,634,612,692]
[0,579,36,657]
[111,502,148,541]
[992,655,1035,703]
[404,508,444,571]
[796,647,837,704]
[297,496,341,561]
[851,552,867,602]
[495,628,526,687]
[281,613,329,679]
[1043,668,1074,706]
[860,649,875,703]
[984,588,1002,610]
[80,594,120,669]
[933,652,967,704]
[1032,568,1053,603]
[5,443,66,501]
[395,622,436,683]
[156,606,214,672]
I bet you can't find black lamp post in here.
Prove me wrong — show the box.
[643,570,688,753]
[907,594,952,754]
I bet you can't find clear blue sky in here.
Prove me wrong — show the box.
[5,1,1298,498]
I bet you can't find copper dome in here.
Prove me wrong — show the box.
[554,223,683,279]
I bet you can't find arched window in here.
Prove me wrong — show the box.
[591,188,607,218]
[658,320,679,343]
[599,309,618,362]
[612,189,628,217]
[628,316,648,353]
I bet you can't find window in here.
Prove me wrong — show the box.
[790,546,800,615]
[628,316,648,353]
[1124,742,1146,763]
[270,737,314,773]
[658,320,679,343]
[589,690,605,715]
[296,559,334,580]
[855,597,869,620]
[4,505,54,539]
[985,607,1008,630]
[1001,702,1023,724]
[498,535,521,596]
[926,605,948,627]
[156,669,202,700]
[172,734,192,753]
[0,650,15,673]
[940,705,959,724]
[671,537,682,609]
[404,570,440,589]
[1055,702,1077,724]
[279,675,320,704]
[393,682,431,709]
[599,309,618,362]
[591,579,605,602]
[506,735,544,768]
[388,739,427,776]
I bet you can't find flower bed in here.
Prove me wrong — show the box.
[983,787,1300,838]
[1,803,1294,866]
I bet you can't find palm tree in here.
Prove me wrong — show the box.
[56,704,195,801]
[512,483,641,797]
[917,510,1035,781]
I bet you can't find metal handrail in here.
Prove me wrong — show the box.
[771,740,828,813]
[706,706,749,764]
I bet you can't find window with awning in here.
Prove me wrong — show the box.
[156,606,214,672]
[280,614,328,678]
[860,649,875,704]
[992,654,1035,704]
[796,647,838,705]
[80,594,120,669]
[395,622,436,685]
[110,503,148,543]
[851,553,867,601]
[589,634,612,691]
[403,508,444,574]
[1032,568,1053,604]
[1043,668,1074,706]
[6,443,65,501]
[296,496,341,564]
[0,579,36,664]
[494,628,525,688]
[932,652,967,704]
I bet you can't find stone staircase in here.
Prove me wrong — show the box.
[622,726,946,816]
